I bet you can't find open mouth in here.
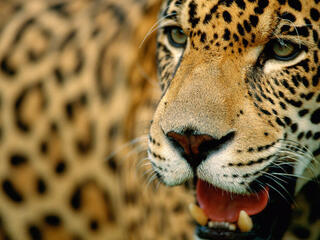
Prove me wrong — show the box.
[189,178,295,240]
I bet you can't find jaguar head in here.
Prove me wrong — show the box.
[148,0,320,239]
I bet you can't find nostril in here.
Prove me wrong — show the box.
[199,131,235,153]
[166,130,235,169]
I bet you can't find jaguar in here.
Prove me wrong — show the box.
[0,0,319,239]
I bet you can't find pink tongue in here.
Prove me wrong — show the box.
[196,180,269,222]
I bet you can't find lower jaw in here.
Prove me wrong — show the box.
[195,225,263,240]
[194,197,292,240]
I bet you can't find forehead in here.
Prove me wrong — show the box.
[162,0,318,48]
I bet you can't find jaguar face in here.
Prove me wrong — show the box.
[148,0,320,239]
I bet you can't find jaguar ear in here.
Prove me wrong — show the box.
[295,156,320,194]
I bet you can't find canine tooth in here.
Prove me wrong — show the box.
[237,210,253,232]
[188,203,208,226]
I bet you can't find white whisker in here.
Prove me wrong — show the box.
[105,135,148,162]
[139,12,177,48]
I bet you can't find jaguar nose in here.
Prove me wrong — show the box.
[166,130,235,170]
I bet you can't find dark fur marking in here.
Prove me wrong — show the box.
[89,219,100,231]
[235,0,246,10]
[37,177,47,195]
[10,153,28,166]
[310,8,320,21]
[55,161,67,175]
[70,186,82,210]
[310,107,320,124]
[188,1,200,28]
[223,11,232,23]
[44,214,62,226]
[0,55,17,76]
[288,0,302,11]
[223,29,231,40]
[2,179,24,203]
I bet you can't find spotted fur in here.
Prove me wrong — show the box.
[0,0,319,239]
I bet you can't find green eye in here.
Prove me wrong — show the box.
[166,27,187,48]
[270,40,300,61]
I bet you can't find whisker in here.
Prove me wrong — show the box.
[139,12,177,48]
[272,172,313,181]
[276,17,302,47]
[105,135,148,162]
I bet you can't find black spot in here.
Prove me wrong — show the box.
[313,145,320,156]
[312,66,320,86]
[284,116,292,125]
[313,132,320,140]
[288,0,302,11]
[298,109,309,117]
[237,23,245,36]
[233,33,239,42]
[70,186,82,210]
[311,108,320,124]
[107,157,118,172]
[39,140,48,155]
[188,1,200,28]
[310,8,320,21]
[0,55,17,76]
[49,2,70,18]
[249,15,259,27]
[50,122,59,133]
[223,29,231,40]
[235,0,246,9]
[284,97,302,108]
[281,12,296,22]
[28,225,42,240]
[55,161,67,175]
[89,219,99,231]
[280,25,291,33]
[291,123,298,133]
[297,132,304,140]
[313,50,319,63]
[254,0,269,14]
[276,117,285,127]
[37,178,47,195]
[53,68,64,84]
[44,214,61,226]
[10,153,28,166]
[306,131,312,139]
[243,20,251,33]
[65,101,74,120]
[203,5,218,24]
[2,179,24,203]
[242,39,248,47]
[200,32,207,43]
[223,11,232,23]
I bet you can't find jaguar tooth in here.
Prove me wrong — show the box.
[188,203,208,226]
[208,221,237,231]
[237,210,253,232]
